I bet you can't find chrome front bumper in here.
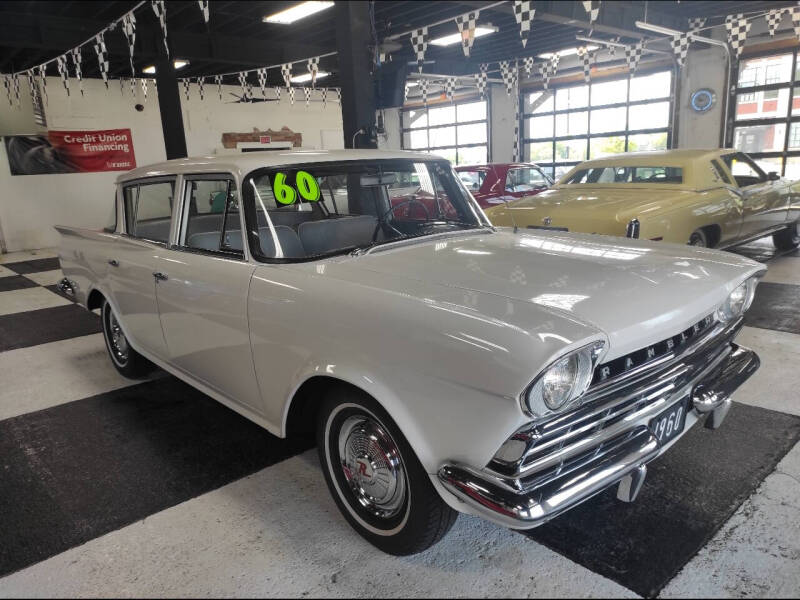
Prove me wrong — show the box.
[437,343,759,530]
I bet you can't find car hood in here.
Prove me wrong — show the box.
[330,229,764,359]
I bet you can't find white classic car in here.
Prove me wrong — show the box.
[58,150,764,555]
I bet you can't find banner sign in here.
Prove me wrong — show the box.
[4,128,136,175]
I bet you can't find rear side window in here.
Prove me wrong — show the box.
[182,178,243,256]
[123,179,175,243]
[565,166,683,184]
[710,159,732,185]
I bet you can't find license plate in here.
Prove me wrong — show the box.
[649,398,688,445]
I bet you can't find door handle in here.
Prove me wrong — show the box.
[152,271,168,281]
[108,259,119,267]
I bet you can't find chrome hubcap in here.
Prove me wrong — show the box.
[108,310,129,363]
[338,415,407,519]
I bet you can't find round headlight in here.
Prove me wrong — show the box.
[524,343,601,417]
[717,280,751,323]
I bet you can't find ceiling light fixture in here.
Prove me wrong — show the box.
[575,35,627,49]
[290,70,330,83]
[142,60,189,74]
[634,21,682,37]
[264,1,334,25]
[538,45,598,59]
[429,25,498,46]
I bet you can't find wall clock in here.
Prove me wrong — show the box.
[690,88,716,112]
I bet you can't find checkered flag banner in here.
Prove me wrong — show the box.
[523,56,534,76]
[670,32,692,67]
[512,92,521,162]
[688,17,706,35]
[273,86,281,101]
[197,76,205,101]
[26,69,38,109]
[321,87,328,107]
[288,86,296,105]
[71,47,84,96]
[141,78,148,102]
[499,60,517,97]
[445,76,457,102]
[38,64,48,105]
[246,80,253,102]
[122,12,137,78]
[93,33,110,88]
[766,8,786,37]
[307,56,319,87]
[624,40,645,74]
[11,73,20,107]
[336,87,341,104]
[56,54,70,96]
[577,45,591,83]
[129,76,136,97]
[183,77,191,101]
[539,61,550,89]
[257,68,267,97]
[582,1,601,24]
[215,75,223,101]
[410,27,429,73]
[420,77,429,106]
[607,37,620,57]
[3,75,12,107]
[475,63,488,99]
[513,1,534,48]
[118,76,124,96]
[791,7,800,43]
[454,10,480,57]
[725,14,751,59]
[303,87,311,106]
[281,63,292,89]
[152,1,169,57]
[237,72,246,101]
[198,0,209,24]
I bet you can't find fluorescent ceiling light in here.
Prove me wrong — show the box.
[263,1,334,24]
[429,26,498,46]
[635,21,682,37]
[290,71,330,83]
[142,60,189,74]
[575,35,627,49]
[538,45,598,59]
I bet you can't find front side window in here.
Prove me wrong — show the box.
[506,167,550,192]
[563,166,683,184]
[722,153,766,187]
[123,179,174,243]
[243,159,487,261]
[182,178,243,256]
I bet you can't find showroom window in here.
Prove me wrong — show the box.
[401,98,489,165]
[731,50,800,177]
[522,69,673,180]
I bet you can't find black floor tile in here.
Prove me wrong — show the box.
[44,283,77,303]
[0,275,39,292]
[523,402,800,598]
[5,257,61,275]
[0,304,101,352]
[744,281,800,335]
[0,377,312,577]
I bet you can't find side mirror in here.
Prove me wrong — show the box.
[768,171,780,181]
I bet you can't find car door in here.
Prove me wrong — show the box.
[152,174,263,415]
[722,152,784,239]
[109,177,176,359]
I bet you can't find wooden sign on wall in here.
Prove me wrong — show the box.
[221,126,301,149]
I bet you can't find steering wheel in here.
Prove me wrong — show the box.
[372,197,432,241]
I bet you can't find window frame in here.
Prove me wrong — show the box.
[121,175,177,246]
[400,97,490,165]
[177,173,245,260]
[521,67,674,179]
[729,48,800,176]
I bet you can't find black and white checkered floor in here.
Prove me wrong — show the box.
[0,242,799,598]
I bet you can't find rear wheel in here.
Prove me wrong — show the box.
[316,387,457,555]
[101,299,151,378]
[773,221,800,251]
[689,229,708,247]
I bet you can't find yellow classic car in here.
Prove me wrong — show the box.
[484,149,800,250]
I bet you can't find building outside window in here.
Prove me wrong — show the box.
[522,69,673,180]
[401,98,489,165]
[732,50,800,178]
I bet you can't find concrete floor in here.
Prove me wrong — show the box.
[0,244,799,598]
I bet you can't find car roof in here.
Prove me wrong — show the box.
[575,148,734,169]
[116,149,438,183]
[455,162,541,170]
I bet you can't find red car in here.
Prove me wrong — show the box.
[455,163,553,209]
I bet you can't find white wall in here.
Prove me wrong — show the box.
[0,77,343,252]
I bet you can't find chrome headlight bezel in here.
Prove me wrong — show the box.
[716,276,759,323]
[522,341,606,419]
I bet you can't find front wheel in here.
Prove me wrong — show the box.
[316,388,458,555]
[773,221,800,250]
[689,229,708,247]
[101,299,152,378]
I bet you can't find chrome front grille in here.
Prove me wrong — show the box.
[489,316,742,484]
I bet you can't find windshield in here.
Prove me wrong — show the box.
[563,166,683,184]
[242,159,488,261]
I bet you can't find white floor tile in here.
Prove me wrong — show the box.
[0,248,58,265]
[0,450,634,599]
[734,326,800,417]
[762,256,800,286]
[0,334,155,422]
[0,265,16,278]
[0,287,70,317]
[661,443,800,598]
[22,269,64,287]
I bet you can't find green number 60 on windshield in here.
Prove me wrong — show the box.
[274,170,320,205]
